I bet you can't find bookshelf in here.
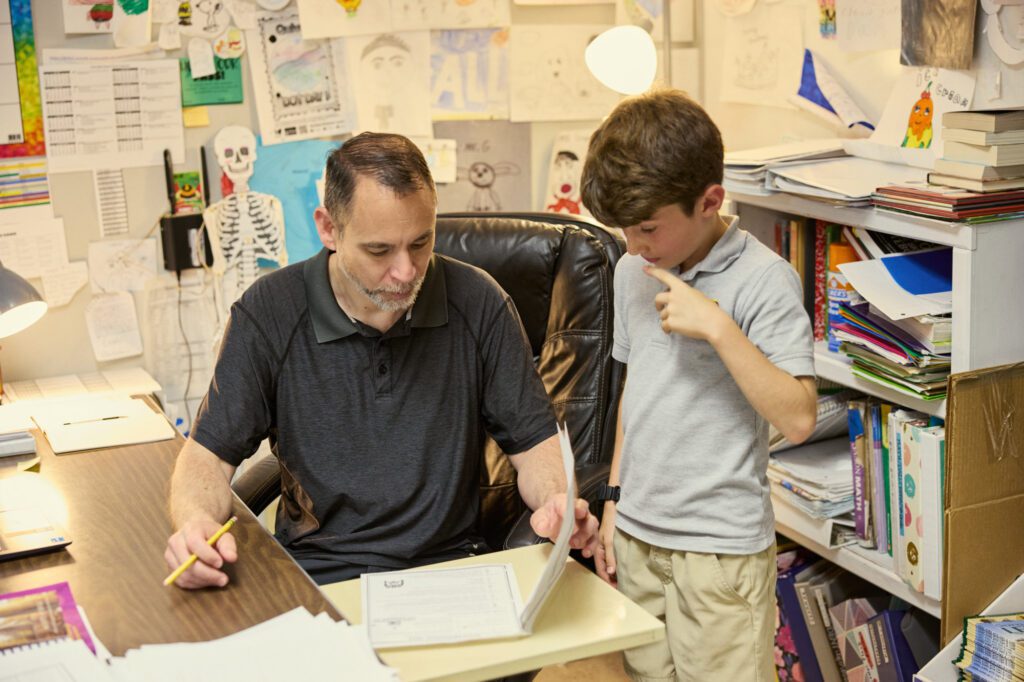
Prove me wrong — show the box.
[730,189,1024,642]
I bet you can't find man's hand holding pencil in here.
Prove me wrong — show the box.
[163,516,238,589]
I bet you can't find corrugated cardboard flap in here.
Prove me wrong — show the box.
[942,362,1024,645]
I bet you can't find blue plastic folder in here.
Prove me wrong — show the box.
[880,249,952,296]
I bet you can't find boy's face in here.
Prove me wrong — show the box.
[622,201,709,271]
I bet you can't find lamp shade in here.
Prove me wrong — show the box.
[0,265,47,339]
[585,25,658,95]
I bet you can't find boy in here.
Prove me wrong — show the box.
[581,89,817,681]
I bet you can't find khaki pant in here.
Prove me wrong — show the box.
[613,528,777,682]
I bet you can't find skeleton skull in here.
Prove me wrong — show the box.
[214,126,257,193]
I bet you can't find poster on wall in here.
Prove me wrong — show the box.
[346,31,433,137]
[431,29,509,121]
[434,121,531,213]
[245,9,355,145]
[1,0,44,159]
[508,25,620,122]
[719,2,805,109]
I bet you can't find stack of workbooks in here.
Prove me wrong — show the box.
[872,181,1024,223]
[929,109,1024,193]
[723,139,847,197]
[833,301,950,400]
[953,612,1024,681]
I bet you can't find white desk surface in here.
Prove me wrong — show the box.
[320,544,665,682]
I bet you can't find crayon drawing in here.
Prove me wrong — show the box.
[431,28,509,120]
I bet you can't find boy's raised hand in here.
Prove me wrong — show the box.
[644,265,724,340]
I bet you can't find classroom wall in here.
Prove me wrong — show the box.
[5,0,1020,384]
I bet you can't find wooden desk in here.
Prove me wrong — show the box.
[0,423,340,655]
[322,544,665,682]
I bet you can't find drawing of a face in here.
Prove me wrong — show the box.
[337,0,361,15]
[361,35,412,130]
[469,162,496,189]
[907,90,933,138]
[551,151,579,199]
[215,126,258,192]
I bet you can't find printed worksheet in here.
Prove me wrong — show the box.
[39,59,184,171]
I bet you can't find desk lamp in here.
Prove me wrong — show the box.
[585,25,659,95]
[0,261,48,396]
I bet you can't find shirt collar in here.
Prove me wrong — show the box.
[678,214,745,282]
[304,248,448,344]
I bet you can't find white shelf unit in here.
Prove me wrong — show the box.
[731,190,1024,634]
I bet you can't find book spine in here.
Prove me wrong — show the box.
[813,221,827,341]
[880,404,893,558]
[814,588,849,682]
[848,402,867,541]
[869,614,898,682]
[778,567,825,682]
[870,403,888,555]
[901,423,925,592]
[798,578,842,682]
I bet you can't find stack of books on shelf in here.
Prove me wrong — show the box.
[769,435,856,522]
[871,181,1024,223]
[846,399,946,600]
[952,612,1024,681]
[834,301,951,400]
[929,109,1024,193]
[772,544,940,682]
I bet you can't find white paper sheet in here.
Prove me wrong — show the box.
[41,260,89,308]
[187,37,216,78]
[296,0,392,39]
[362,424,578,648]
[393,0,511,30]
[347,31,434,137]
[430,28,510,121]
[836,0,901,52]
[509,25,621,122]
[0,217,69,279]
[720,2,805,109]
[839,258,952,320]
[40,59,184,172]
[225,0,257,29]
[844,66,976,168]
[769,157,927,201]
[85,292,144,362]
[246,9,355,145]
[94,169,129,237]
[41,45,166,66]
[87,238,158,293]
[112,4,151,49]
[434,120,532,213]
[62,0,113,34]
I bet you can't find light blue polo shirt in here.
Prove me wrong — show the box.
[613,215,815,555]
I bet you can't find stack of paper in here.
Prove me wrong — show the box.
[108,608,398,682]
[768,436,855,519]
[723,139,847,197]
[766,157,928,207]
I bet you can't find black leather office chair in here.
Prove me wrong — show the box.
[232,211,626,555]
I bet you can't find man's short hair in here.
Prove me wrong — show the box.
[323,132,437,227]
[581,88,724,226]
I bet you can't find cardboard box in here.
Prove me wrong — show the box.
[942,362,1024,644]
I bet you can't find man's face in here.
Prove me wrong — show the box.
[621,201,709,271]
[332,177,436,313]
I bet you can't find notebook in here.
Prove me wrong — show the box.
[0,506,71,561]
[31,396,175,454]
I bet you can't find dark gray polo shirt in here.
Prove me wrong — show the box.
[192,248,557,572]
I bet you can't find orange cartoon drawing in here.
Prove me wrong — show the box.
[901,85,934,149]
[337,0,361,16]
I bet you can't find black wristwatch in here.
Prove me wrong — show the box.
[597,483,621,503]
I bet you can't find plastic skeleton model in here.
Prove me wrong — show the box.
[204,126,286,310]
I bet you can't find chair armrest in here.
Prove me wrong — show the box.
[502,462,611,550]
[231,456,281,516]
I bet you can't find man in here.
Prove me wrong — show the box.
[165,132,598,588]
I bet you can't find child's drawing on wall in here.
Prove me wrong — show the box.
[901,85,934,149]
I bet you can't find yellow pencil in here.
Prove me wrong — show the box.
[162,516,238,586]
